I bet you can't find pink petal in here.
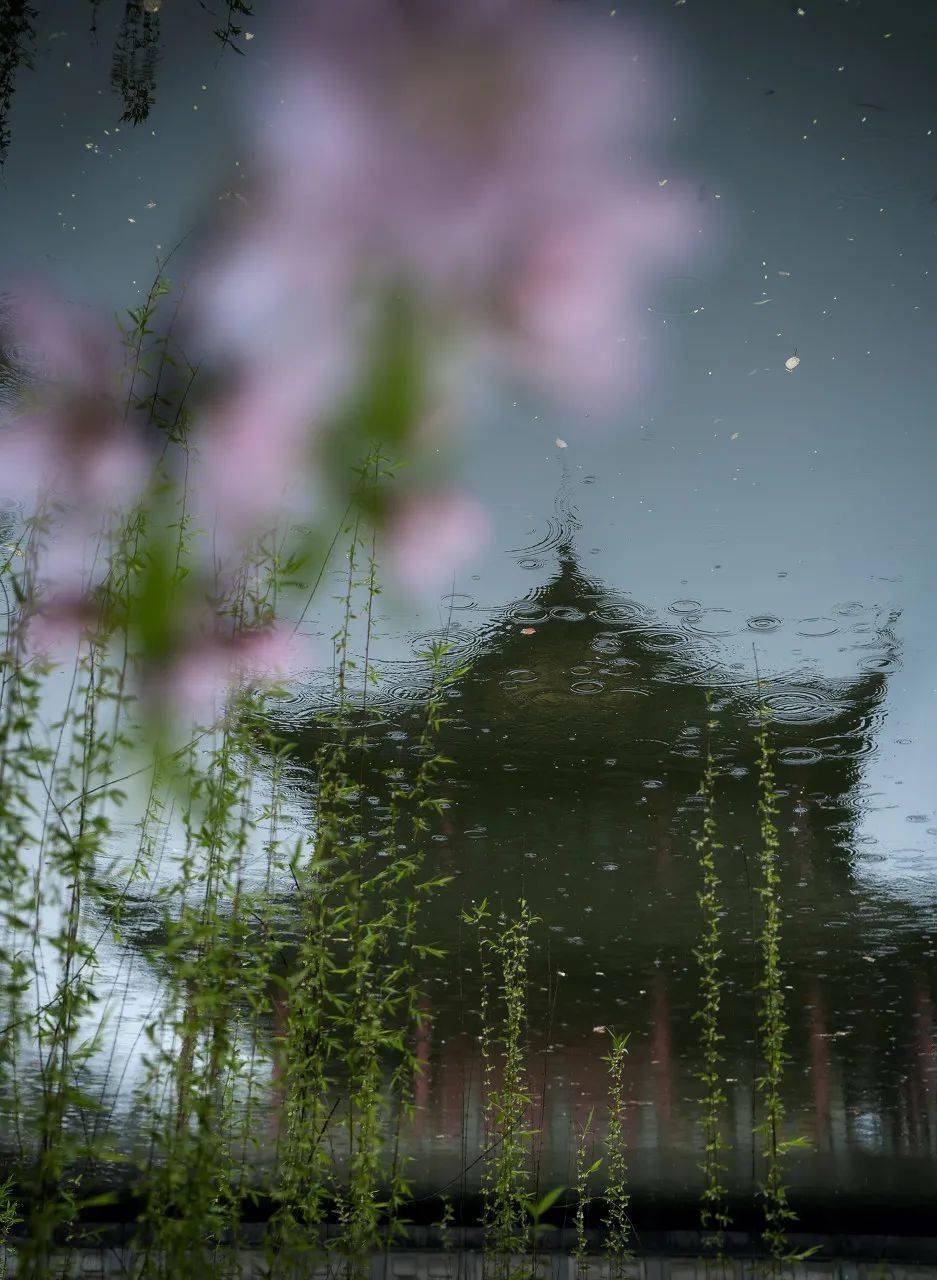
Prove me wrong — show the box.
[386,490,489,593]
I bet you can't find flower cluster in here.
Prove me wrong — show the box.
[191,0,685,557]
[1,0,690,718]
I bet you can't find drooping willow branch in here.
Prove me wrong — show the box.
[110,0,160,125]
[0,0,36,165]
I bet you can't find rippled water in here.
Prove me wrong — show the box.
[5,0,937,1232]
[268,508,937,1207]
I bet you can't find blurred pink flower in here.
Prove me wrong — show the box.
[2,0,697,718]
[231,624,312,684]
[153,625,314,728]
[385,489,488,593]
[22,598,94,664]
[188,0,690,548]
[0,288,146,514]
[193,361,328,552]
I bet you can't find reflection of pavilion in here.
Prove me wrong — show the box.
[286,525,937,1211]
[295,522,893,876]
[424,533,889,786]
[299,526,898,970]
[289,515,901,985]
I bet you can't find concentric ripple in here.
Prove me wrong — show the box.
[795,617,840,638]
[762,686,841,724]
[590,601,653,626]
[570,679,605,695]
[747,614,782,633]
[778,746,824,766]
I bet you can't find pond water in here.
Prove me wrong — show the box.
[3,0,937,1245]
[262,508,936,1218]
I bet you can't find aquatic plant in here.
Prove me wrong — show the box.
[0,4,703,1262]
[436,1193,455,1255]
[694,698,731,1257]
[603,1032,633,1275]
[269,501,461,1270]
[0,264,471,1274]
[466,898,537,1266]
[0,1174,17,1279]
[754,696,801,1265]
[573,1109,601,1270]
[133,703,268,1277]
[15,638,112,1274]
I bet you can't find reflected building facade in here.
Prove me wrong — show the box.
[288,519,937,1216]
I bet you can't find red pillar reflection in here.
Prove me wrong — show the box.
[651,971,674,1143]
[808,977,831,1151]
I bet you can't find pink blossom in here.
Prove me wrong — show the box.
[187,0,692,550]
[0,289,149,648]
[230,625,313,685]
[193,361,331,551]
[151,626,314,728]
[3,0,697,718]
[385,489,489,593]
[0,287,146,513]
[262,0,688,400]
[22,600,93,664]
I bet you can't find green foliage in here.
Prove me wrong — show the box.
[269,504,461,1271]
[0,1173,19,1280]
[603,1032,632,1273]
[573,1110,601,1268]
[693,697,731,1257]
[465,899,537,1266]
[0,289,463,1276]
[754,694,801,1264]
[0,266,837,1278]
[522,1184,564,1240]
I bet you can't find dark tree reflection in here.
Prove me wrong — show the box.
[0,0,35,164]
[0,0,258,163]
[215,0,252,53]
[110,0,160,125]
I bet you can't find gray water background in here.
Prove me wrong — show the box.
[3,0,937,1216]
